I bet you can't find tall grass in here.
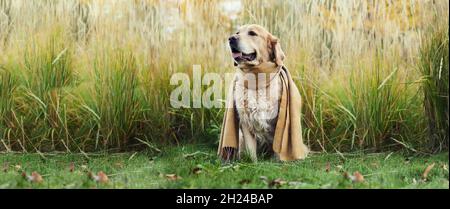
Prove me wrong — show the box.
[0,0,448,153]
[20,26,74,151]
[333,54,413,151]
[0,0,13,46]
[71,0,91,42]
[0,68,16,151]
[419,23,449,152]
[91,48,139,150]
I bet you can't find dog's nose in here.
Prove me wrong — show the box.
[228,36,238,43]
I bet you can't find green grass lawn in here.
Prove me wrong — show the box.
[0,145,448,189]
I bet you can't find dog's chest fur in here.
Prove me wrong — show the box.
[234,73,282,144]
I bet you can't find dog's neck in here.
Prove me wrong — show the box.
[236,61,282,89]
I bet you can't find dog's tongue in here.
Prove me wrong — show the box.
[232,52,242,59]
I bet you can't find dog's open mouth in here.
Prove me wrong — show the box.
[231,48,257,62]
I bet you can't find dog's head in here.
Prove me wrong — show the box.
[228,24,285,68]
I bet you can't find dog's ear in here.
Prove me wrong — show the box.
[268,35,285,66]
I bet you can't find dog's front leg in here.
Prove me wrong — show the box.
[240,124,257,162]
[238,128,244,160]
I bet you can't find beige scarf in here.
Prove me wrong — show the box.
[218,62,309,161]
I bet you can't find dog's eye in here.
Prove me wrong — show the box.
[236,31,240,35]
[248,31,257,36]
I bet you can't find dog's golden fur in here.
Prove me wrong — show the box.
[229,24,287,161]
[230,24,285,70]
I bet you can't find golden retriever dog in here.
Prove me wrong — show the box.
[228,24,286,161]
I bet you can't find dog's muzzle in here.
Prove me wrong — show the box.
[228,36,257,63]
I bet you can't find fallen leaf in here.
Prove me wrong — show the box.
[165,174,182,181]
[422,163,435,180]
[353,171,364,183]
[343,171,364,183]
[22,171,43,183]
[343,172,357,182]
[89,171,109,183]
[97,171,109,183]
[80,165,88,171]
[239,179,251,185]
[269,178,287,188]
[191,167,202,175]
[442,164,448,172]
[343,172,353,181]
[325,162,331,172]
[14,164,21,171]
[336,165,343,170]
[69,162,75,172]
[30,172,43,183]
